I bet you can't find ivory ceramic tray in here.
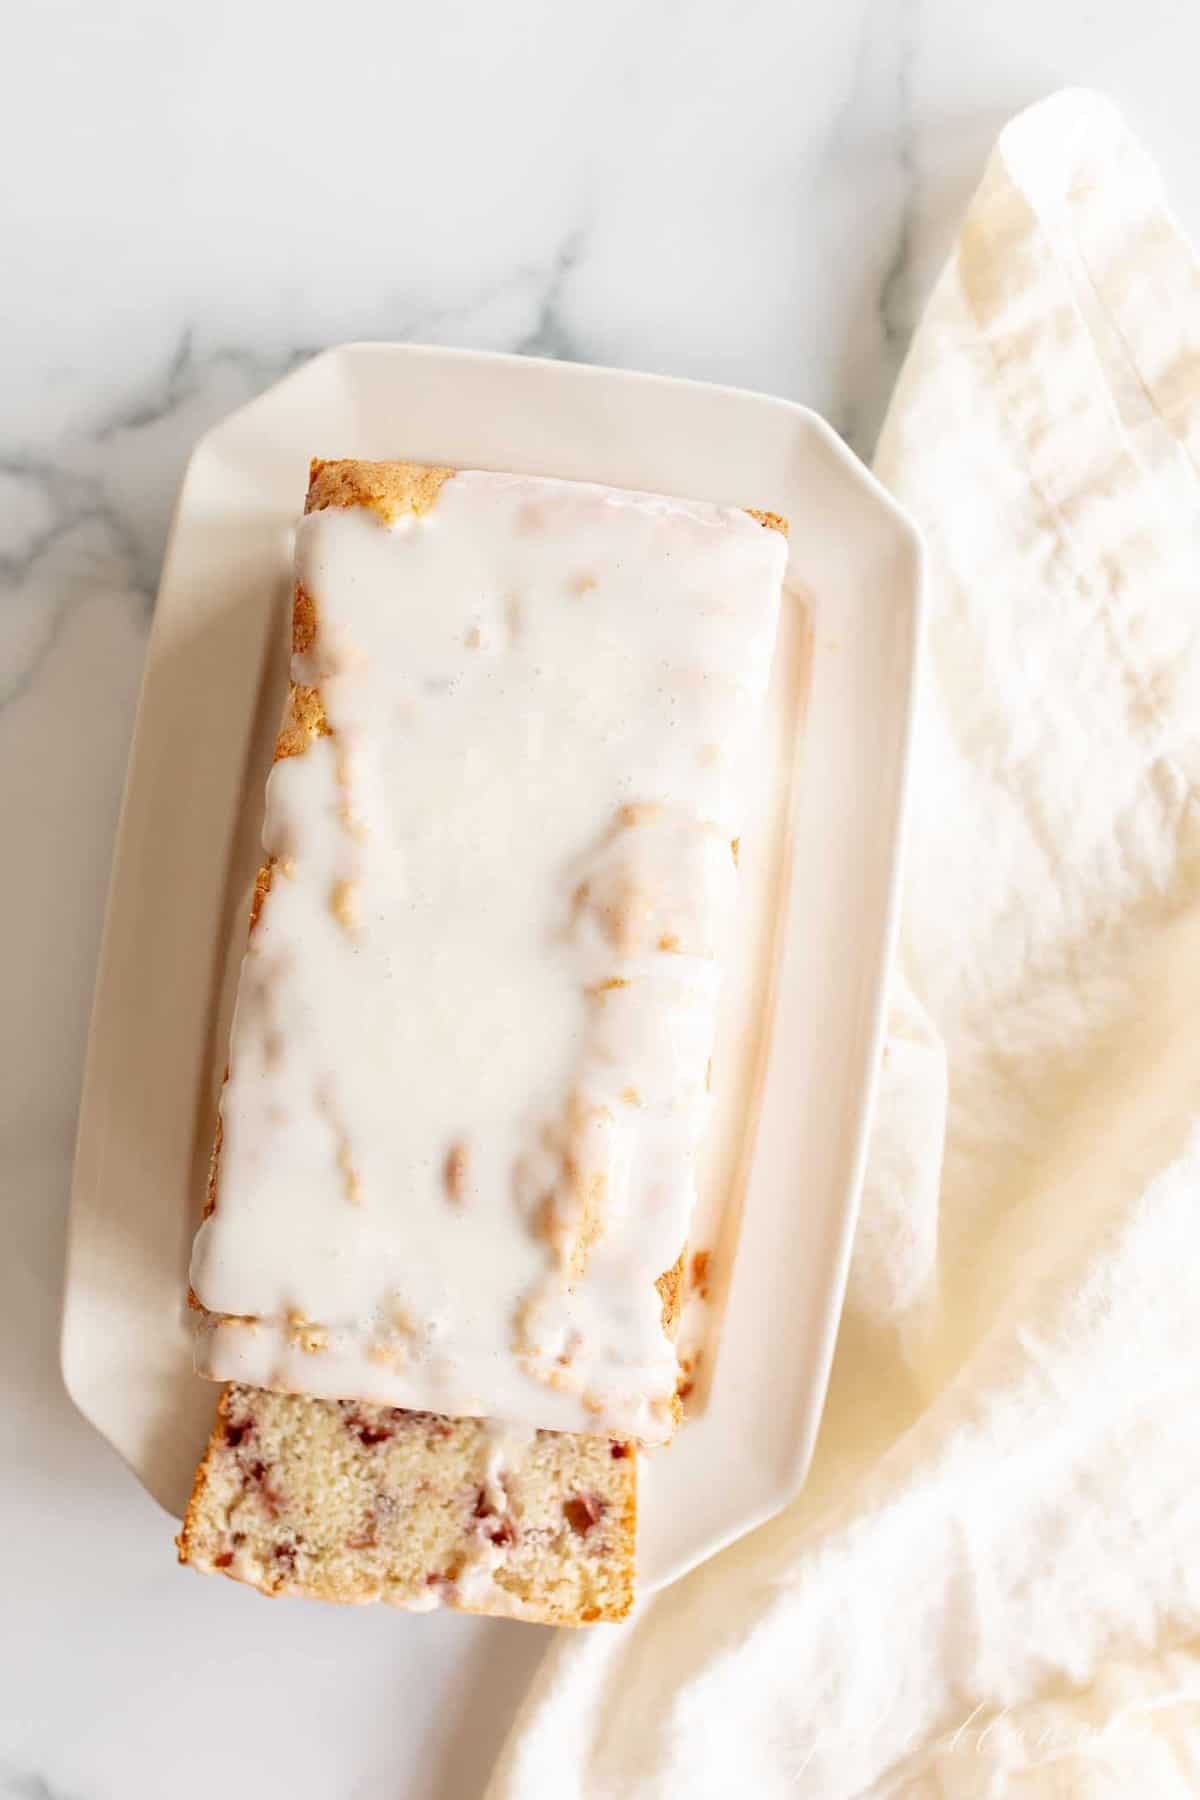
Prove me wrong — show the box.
[63,344,923,1594]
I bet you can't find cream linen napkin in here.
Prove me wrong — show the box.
[487,91,1200,1798]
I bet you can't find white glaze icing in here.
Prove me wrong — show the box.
[189,470,786,1441]
[448,1418,539,1611]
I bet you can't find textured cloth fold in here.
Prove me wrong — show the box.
[488,91,1200,1798]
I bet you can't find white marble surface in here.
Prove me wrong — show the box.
[4,4,1200,1796]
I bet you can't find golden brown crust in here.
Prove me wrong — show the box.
[199,1108,224,1230]
[199,594,325,1239]
[306,456,784,538]
[272,678,329,760]
[305,457,455,522]
[655,1249,686,1335]
[175,1385,229,1565]
[291,585,317,656]
[247,863,275,933]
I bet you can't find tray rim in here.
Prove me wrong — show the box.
[62,340,925,1596]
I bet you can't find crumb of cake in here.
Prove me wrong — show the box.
[292,586,317,655]
[274,682,330,759]
[335,1138,361,1205]
[658,932,682,953]
[605,884,652,952]
[531,1192,566,1253]
[246,871,274,938]
[334,743,370,841]
[619,801,664,828]
[731,837,740,866]
[443,1141,469,1205]
[654,1252,685,1332]
[215,1312,260,1332]
[570,571,598,596]
[286,1310,328,1355]
[330,879,358,933]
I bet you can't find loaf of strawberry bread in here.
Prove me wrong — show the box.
[179,458,787,1624]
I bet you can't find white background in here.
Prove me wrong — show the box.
[3,4,1199,1796]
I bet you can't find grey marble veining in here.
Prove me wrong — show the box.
[2,1770,78,1800]
[821,0,924,459]
[4,2,1200,1796]
[515,229,592,360]
[0,229,608,716]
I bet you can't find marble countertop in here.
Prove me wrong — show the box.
[5,3,1199,1796]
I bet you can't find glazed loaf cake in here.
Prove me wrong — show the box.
[180,459,787,1624]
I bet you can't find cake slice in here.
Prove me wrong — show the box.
[178,1385,636,1624]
